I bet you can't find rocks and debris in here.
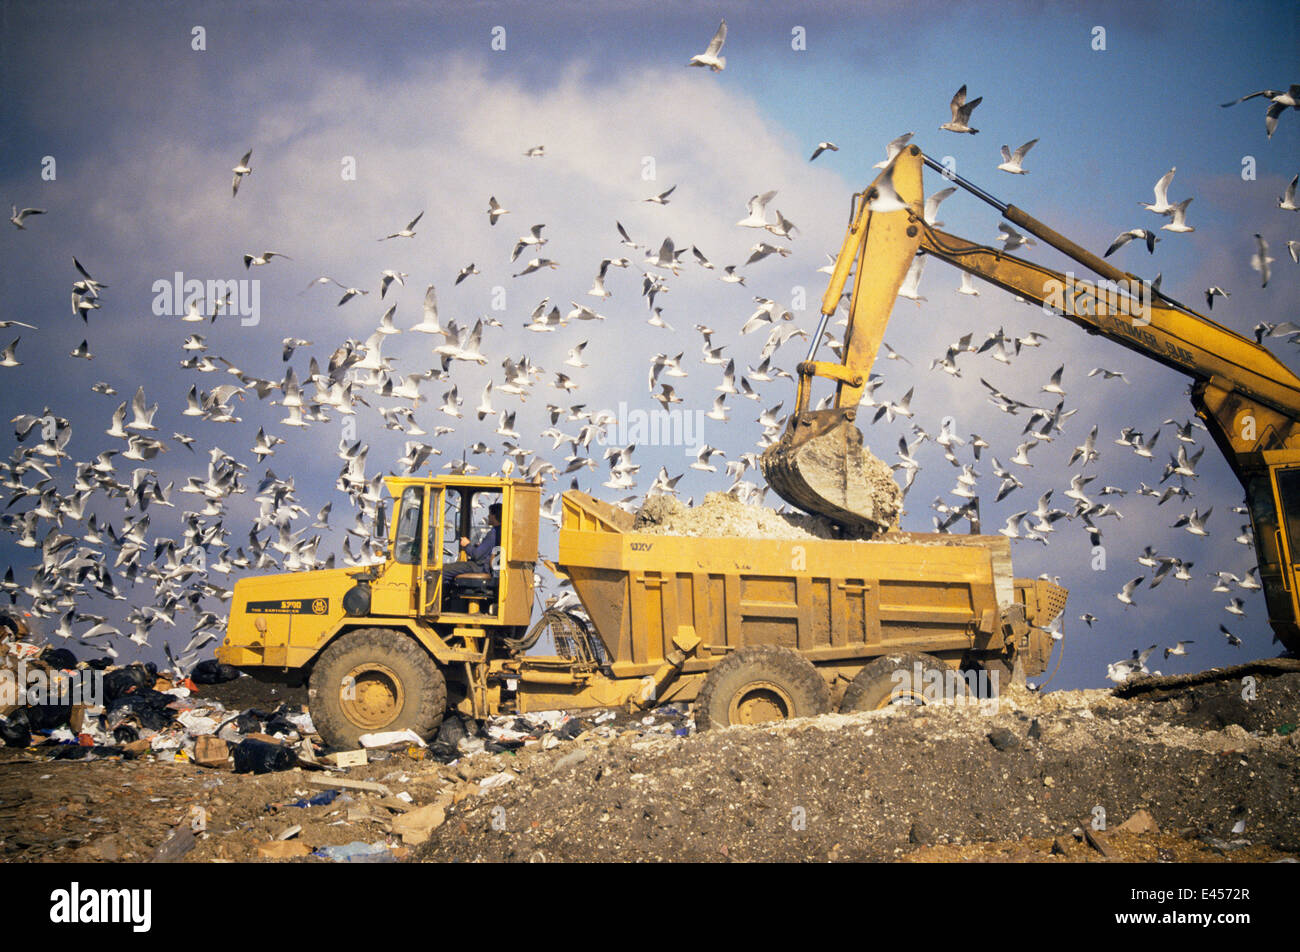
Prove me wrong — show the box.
[1,647,1298,862]
[633,492,847,540]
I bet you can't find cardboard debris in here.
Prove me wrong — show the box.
[391,803,446,845]
[194,735,230,768]
[258,840,311,859]
[325,749,368,768]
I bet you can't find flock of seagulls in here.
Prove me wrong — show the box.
[2,34,1296,686]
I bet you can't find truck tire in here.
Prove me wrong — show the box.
[695,645,831,731]
[308,628,446,749]
[840,651,959,712]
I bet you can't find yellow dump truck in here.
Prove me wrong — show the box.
[218,475,1065,747]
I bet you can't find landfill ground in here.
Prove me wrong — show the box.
[1,668,1297,863]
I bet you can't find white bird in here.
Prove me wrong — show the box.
[687,19,727,71]
[231,148,252,197]
[9,206,46,229]
[1141,168,1178,215]
[1163,640,1194,659]
[940,85,982,134]
[810,141,839,161]
[1220,84,1300,138]
[1160,198,1195,234]
[410,285,444,335]
[997,223,1035,250]
[737,191,776,228]
[1115,577,1144,607]
[243,250,291,269]
[897,256,927,302]
[691,444,725,471]
[923,186,956,226]
[1251,234,1275,287]
[997,138,1038,174]
[1279,174,1298,211]
[487,195,509,225]
[872,133,914,170]
[1204,286,1230,309]
[0,338,20,367]
[1104,229,1158,257]
[381,211,424,241]
[523,145,545,158]
[644,185,677,205]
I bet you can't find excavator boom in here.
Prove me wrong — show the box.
[762,143,1300,652]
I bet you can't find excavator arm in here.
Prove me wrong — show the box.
[762,143,1300,652]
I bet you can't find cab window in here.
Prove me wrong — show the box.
[393,487,424,564]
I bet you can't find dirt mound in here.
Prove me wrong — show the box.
[3,669,1297,864]
[633,492,846,540]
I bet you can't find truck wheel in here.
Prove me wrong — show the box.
[695,646,831,731]
[308,628,446,748]
[840,651,959,712]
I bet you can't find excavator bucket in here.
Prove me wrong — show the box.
[761,408,903,536]
[760,147,923,535]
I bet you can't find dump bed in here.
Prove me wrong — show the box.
[556,492,1026,679]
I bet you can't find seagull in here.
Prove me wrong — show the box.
[1141,168,1178,215]
[381,211,424,240]
[487,195,509,225]
[9,206,46,229]
[923,186,956,226]
[1104,228,1158,257]
[1107,645,1157,682]
[1219,84,1300,138]
[523,145,545,157]
[455,263,480,285]
[687,19,727,71]
[737,191,776,228]
[997,138,1038,174]
[643,185,676,205]
[243,250,291,269]
[512,224,547,261]
[810,141,839,161]
[1163,640,1194,659]
[379,269,408,297]
[1205,286,1230,310]
[0,338,20,368]
[1280,174,1298,211]
[1160,198,1194,233]
[1079,613,1097,628]
[1116,577,1144,606]
[940,85,982,134]
[997,223,1035,250]
[1219,624,1242,647]
[1251,234,1275,287]
[872,132,914,169]
[410,285,444,335]
[231,148,252,197]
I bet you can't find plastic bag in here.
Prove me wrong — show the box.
[190,660,243,685]
[232,738,297,774]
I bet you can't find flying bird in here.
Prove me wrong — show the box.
[9,206,46,229]
[687,20,727,71]
[381,211,424,241]
[940,85,982,134]
[809,141,839,161]
[996,138,1039,174]
[231,148,252,197]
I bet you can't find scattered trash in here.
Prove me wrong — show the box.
[359,728,426,748]
[288,789,339,808]
[479,771,515,790]
[324,749,367,768]
[232,738,297,774]
[258,840,311,859]
[313,841,396,863]
[189,660,243,685]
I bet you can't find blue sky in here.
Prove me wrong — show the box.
[1,0,1297,689]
